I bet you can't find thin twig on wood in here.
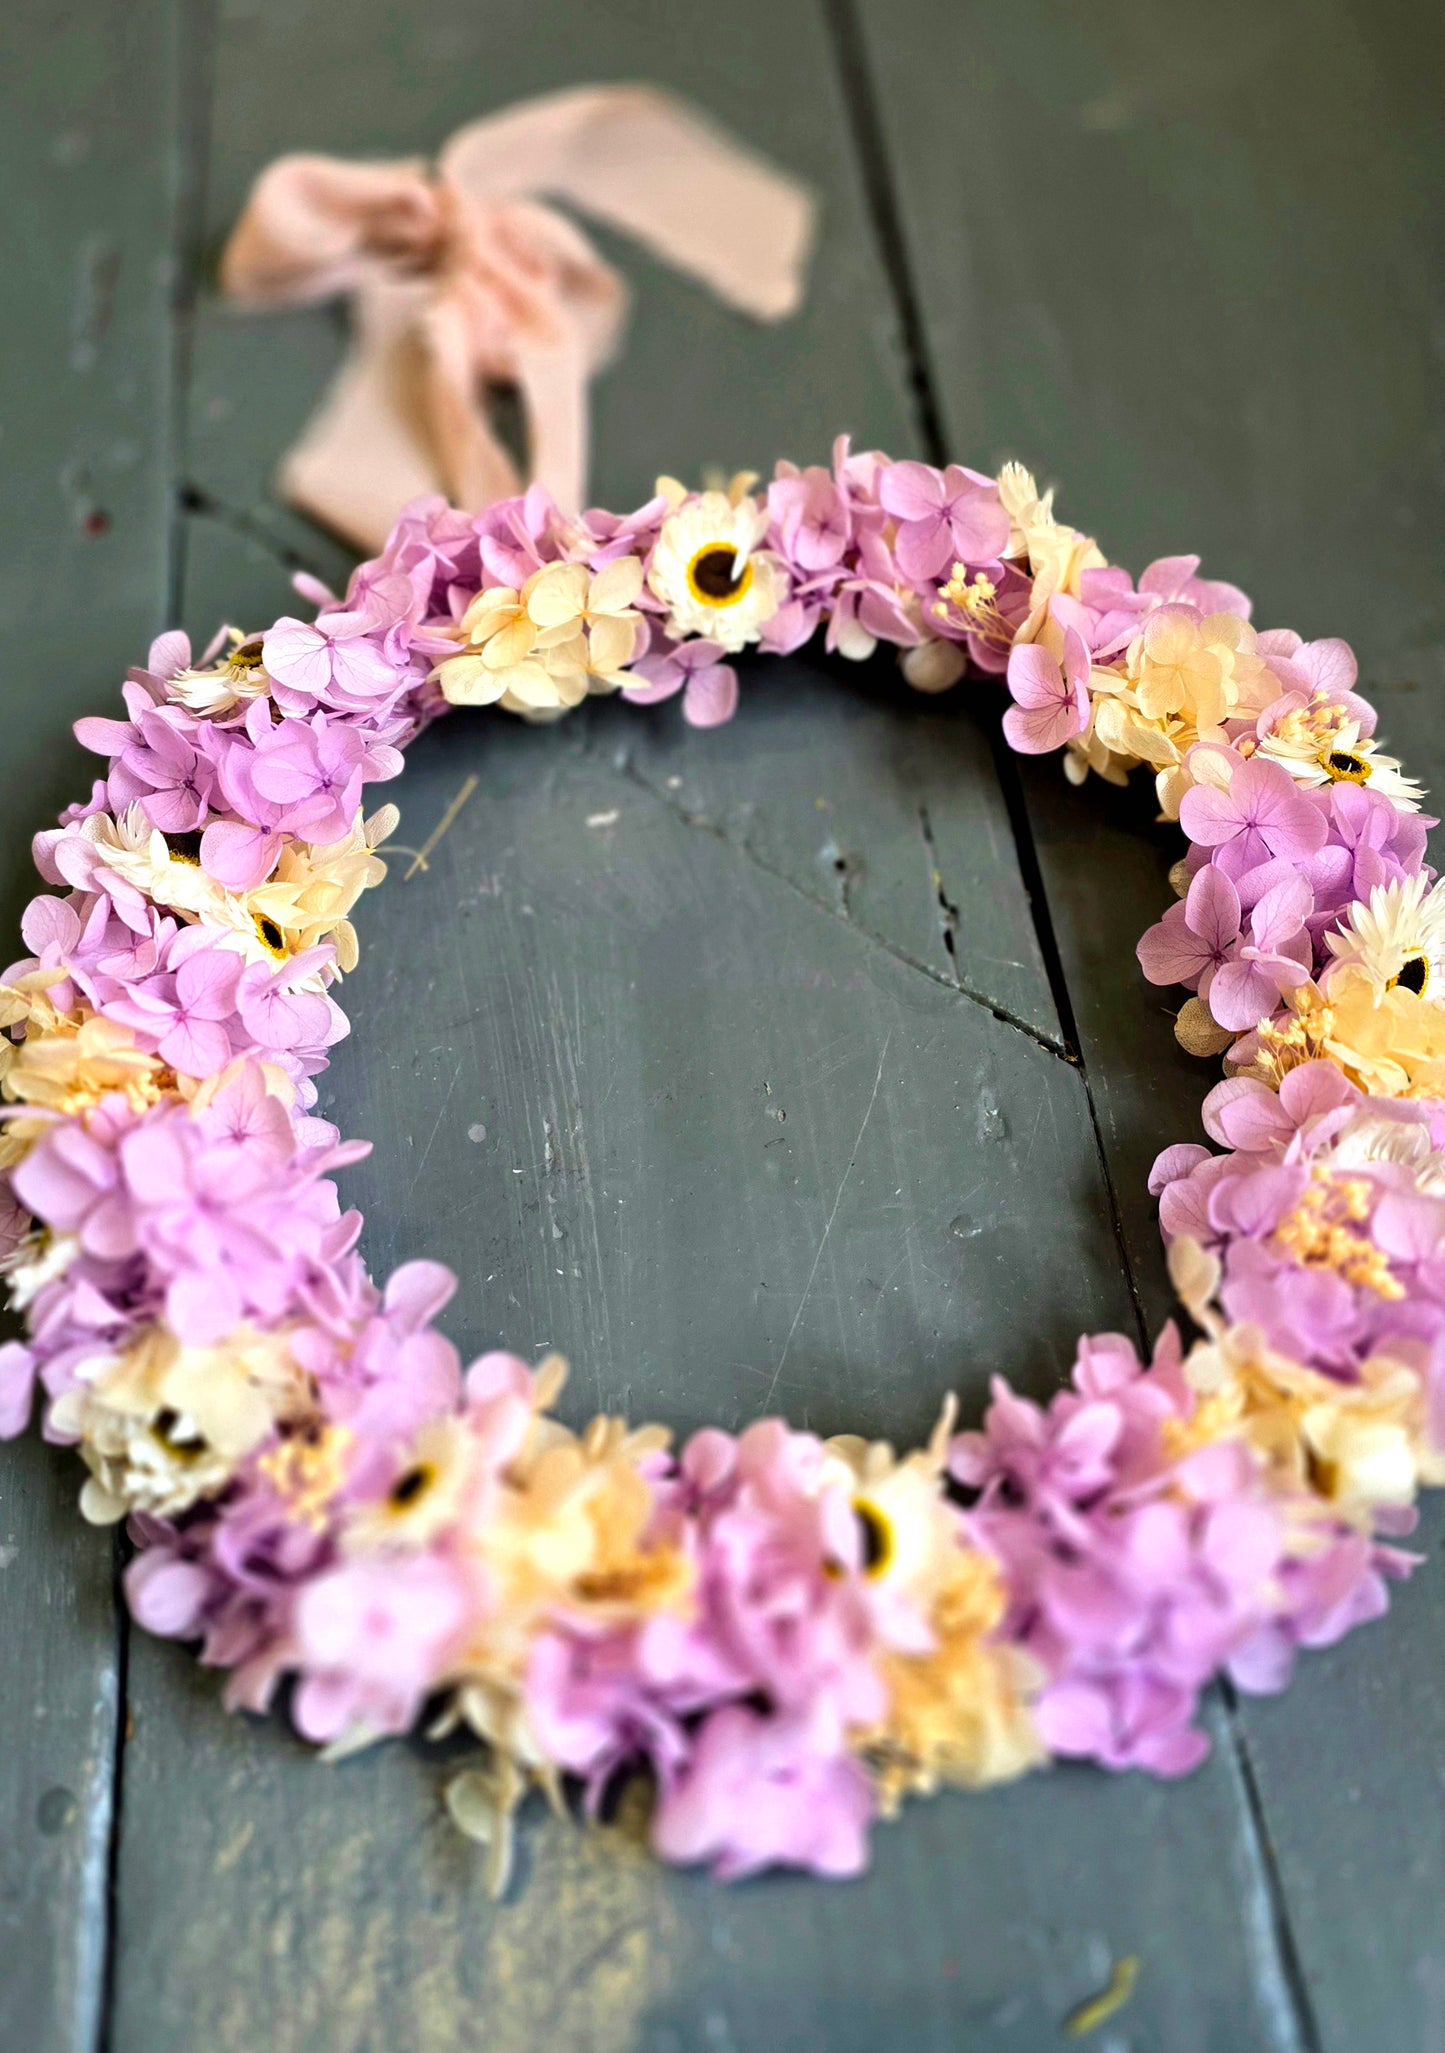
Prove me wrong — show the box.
[402,775,480,881]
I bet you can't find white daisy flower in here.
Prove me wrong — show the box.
[166,630,271,717]
[1326,1108,1445,1195]
[1325,872,1445,1002]
[647,490,785,653]
[1255,697,1424,811]
[3,1229,80,1314]
[50,1323,309,1525]
[345,1416,476,1552]
[84,806,229,921]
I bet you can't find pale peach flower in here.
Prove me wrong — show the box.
[50,1321,311,1524]
[525,557,645,689]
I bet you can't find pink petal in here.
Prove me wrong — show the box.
[946,487,1010,563]
[1178,780,1243,848]
[120,1124,190,1202]
[146,629,193,679]
[21,894,82,955]
[175,950,242,1017]
[75,716,137,756]
[250,752,319,806]
[1149,1142,1212,1194]
[1249,874,1312,950]
[893,520,953,584]
[0,1341,37,1439]
[683,664,740,728]
[877,460,946,522]
[1372,1192,1445,1265]
[1002,697,1081,754]
[167,1268,243,1345]
[621,668,683,706]
[125,1552,211,1636]
[1034,1680,1114,1758]
[159,1015,233,1078]
[1186,866,1242,956]
[261,620,332,698]
[383,1260,459,1327]
[1137,903,1213,987]
[201,821,282,890]
[1296,638,1358,698]
[1201,1077,1293,1151]
[1209,958,1283,1031]
[1006,643,1065,711]
[1139,554,1201,599]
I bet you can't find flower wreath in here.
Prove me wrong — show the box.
[3,448,1442,1892]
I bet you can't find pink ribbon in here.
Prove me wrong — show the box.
[220,85,815,552]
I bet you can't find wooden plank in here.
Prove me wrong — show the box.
[0,3,190,2047]
[854,0,1445,2043]
[94,2,1315,2047]
[110,611,1306,2052]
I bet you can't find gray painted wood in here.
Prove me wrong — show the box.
[5,0,1438,2043]
[112,524,1309,2052]
[101,6,1316,2051]
[0,2,195,2045]
[855,0,1445,2045]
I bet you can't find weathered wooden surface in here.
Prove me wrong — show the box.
[2,0,1442,2046]
[854,2,1445,2044]
[0,3,195,2046]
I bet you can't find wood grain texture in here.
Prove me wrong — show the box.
[854,0,1445,2044]
[101,4,1315,2050]
[113,624,1313,2052]
[0,2,193,2045]
[4,0,1440,2043]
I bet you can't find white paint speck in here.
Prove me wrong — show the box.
[586,809,620,829]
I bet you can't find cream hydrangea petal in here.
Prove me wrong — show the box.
[460,585,522,636]
[436,655,508,706]
[525,561,590,630]
[480,615,539,670]
[587,614,640,677]
[589,555,644,614]
[493,659,560,709]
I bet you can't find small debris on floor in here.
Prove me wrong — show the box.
[401,773,479,880]
[1065,1956,1139,2037]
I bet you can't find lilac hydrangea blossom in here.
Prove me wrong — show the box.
[2,458,1442,1892]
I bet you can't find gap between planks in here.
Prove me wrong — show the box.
[816,0,1321,2044]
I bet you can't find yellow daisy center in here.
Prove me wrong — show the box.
[228,635,266,678]
[253,914,290,963]
[387,1461,437,1513]
[151,1408,207,1463]
[853,1496,894,1578]
[1320,747,1372,785]
[1390,953,1430,998]
[686,544,753,608]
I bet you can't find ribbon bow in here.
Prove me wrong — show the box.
[220,85,815,553]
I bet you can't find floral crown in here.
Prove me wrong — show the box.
[3,442,1441,1891]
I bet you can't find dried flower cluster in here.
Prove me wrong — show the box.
[2,453,1438,1887]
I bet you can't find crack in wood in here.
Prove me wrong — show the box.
[177,481,336,586]
[819,1,1324,2043]
[609,746,1073,1062]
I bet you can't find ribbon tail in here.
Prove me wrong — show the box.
[276,277,449,554]
[441,85,815,323]
[421,290,526,518]
[508,336,591,517]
